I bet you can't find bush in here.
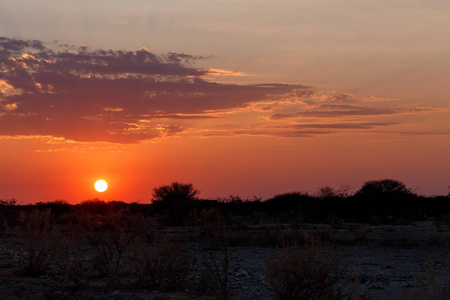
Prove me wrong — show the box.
[0,198,18,206]
[9,209,63,277]
[152,182,199,204]
[35,200,71,218]
[355,179,412,197]
[194,241,231,300]
[130,235,192,291]
[265,243,340,300]
[15,251,47,277]
[82,211,144,282]
[79,199,110,215]
[152,182,200,226]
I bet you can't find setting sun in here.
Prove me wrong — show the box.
[94,180,108,192]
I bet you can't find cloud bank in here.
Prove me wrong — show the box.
[0,37,432,144]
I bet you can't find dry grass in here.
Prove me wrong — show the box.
[265,242,341,300]
[5,209,68,277]
[398,260,450,300]
[128,234,193,291]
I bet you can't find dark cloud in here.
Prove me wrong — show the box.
[270,105,430,119]
[0,37,305,143]
[290,122,398,129]
[248,83,310,89]
[141,113,219,119]
[202,129,331,138]
[0,38,433,144]
[202,122,397,138]
[0,37,45,57]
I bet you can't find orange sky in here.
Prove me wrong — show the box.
[0,1,449,203]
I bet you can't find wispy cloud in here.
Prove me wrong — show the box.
[201,122,399,138]
[0,37,435,144]
[290,122,398,130]
[270,105,431,120]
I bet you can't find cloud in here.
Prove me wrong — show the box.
[202,129,330,138]
[0,37,305,143]
[0,37,435,144]
[201,122,398,138]
[323,93,395,103]
[270,105,431,119]
[290,122,398,130]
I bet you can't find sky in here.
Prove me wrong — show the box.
[1,0,449,203]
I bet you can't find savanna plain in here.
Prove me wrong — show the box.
[1,180,450,300]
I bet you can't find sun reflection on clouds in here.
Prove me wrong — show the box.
[104,107,123,112]
[205,68,247,77]
[0,37,442,148]
[46,137,76,144]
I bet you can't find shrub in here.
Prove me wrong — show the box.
[82,212,144,282]
[355,179,412,197]
[0,198,18,206]
[265,243,340,300]
[317,186,337,199]
[350,227,368,243]
[130,235,192,291]
[10,209,63,277]
[35,200,71,219]
[195,243,231,300]
[79,199,110,215]
[152,182,199,226]
[305,225,336,245]
[15,251,47,277]
[399,260,450,300]
[368,214,383,225]
[152,182,199,204]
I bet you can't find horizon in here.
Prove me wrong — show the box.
[4,178,450,207]
[1,1,449,204]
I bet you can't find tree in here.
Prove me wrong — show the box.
[151,182,200,226]
[152,182,199,204]
[317,186,337,199]
[355,179,412,197]
[353,179,416,221]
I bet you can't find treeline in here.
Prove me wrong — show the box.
[1,179,450,226]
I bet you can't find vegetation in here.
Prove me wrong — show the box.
[151,182,200,226]
[265,242,341,300]
[355,179,412,197]
[2,178,449,230]
[1,179,450,299]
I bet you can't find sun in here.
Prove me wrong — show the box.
[94,180,108,192]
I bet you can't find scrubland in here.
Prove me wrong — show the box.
[1,180,450,299]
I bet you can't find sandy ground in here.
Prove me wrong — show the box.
[1,221,450,299]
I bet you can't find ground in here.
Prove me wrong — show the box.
[1,221,450,299]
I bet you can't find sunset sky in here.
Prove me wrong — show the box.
[1,1,449,203]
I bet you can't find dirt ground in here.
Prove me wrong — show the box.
[1,221,450,299]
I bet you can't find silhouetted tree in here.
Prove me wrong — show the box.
[35,200,71,217]
[152,182,200,226]
[353,179,416,222]
[264,192,323,222]
[317,186,337,199]
[317,185,353,199]
[0,198,18,206]
[152,182,199,204]
[355,179,412,197]
[79,199,110,215]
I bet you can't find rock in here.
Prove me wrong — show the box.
[235,268,250,278]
